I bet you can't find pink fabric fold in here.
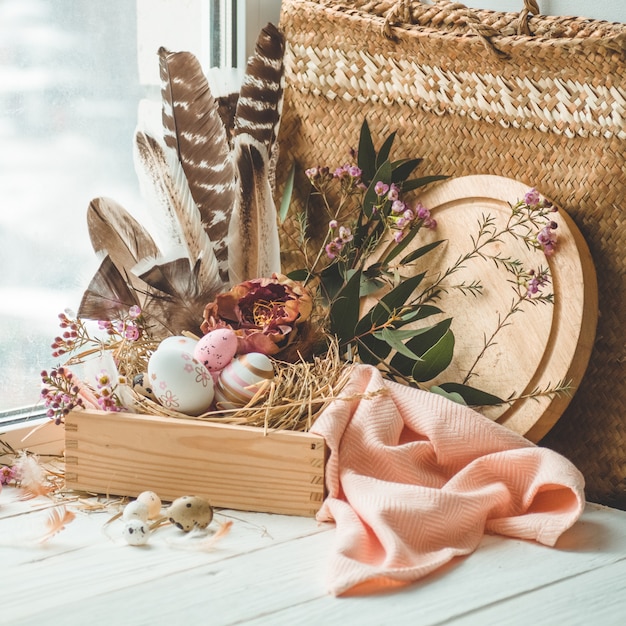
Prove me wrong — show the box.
[311,365,585,596]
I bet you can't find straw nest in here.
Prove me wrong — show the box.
[127,338,361,432]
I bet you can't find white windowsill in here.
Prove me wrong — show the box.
[0,416,65,457]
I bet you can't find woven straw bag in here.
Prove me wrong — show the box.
[276,0,626,508]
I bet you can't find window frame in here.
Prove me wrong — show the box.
[0,0,280,442]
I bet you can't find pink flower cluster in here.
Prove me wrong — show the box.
[98,305,143,341]
[325,221,354,259]
[51,312,80,358]
[94,370,124,412]
[0,465,17,486]
[333,163,363,182]
[518,188,559,256]
[523,267,550,298]
[372,181,437,242]
[40,366,85,425]
[536,222,558,256]
[305,162,365,195]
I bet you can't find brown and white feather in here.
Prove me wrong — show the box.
[228,23,285,284]
[228,138,281,284]
[159,47,235,281]
[86,197,160,298]
[133,130,222,298]
[78,256,142,321]
[233,23,285,152]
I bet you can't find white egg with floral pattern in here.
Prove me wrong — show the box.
[148,335,214,416]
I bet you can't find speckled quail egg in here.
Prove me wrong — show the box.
[122,518,150,546]
[122,500,150,521]
[166,495,214,532]
[136,490,162,519]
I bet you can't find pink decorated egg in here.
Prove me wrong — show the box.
[193,328,238,371]
[215,352,274,410]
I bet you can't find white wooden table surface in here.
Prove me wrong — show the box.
[1,484,625,626]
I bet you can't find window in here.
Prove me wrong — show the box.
[0,0,280,424]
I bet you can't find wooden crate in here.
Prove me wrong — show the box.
[65,410,326,517]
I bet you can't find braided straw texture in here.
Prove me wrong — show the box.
[276,0,626,509]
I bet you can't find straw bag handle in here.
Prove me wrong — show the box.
[382,0,541,57]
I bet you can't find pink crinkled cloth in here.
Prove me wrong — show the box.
[310,365,585,596]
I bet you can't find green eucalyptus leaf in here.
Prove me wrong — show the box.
[390,318,452,372]
[377,131,397,169]
[372,326,429,342]
[360,275,387,297]
[279,162,296,224]
[329,268,362,346]
[363,160,393,219]
[402,174,449,193]
[357,332,392,365]
[437,383,504,406]
[430,385,468,406]
[378,327,425,360]
[355,271,426,335]
[401,240,445,265]
[411,329,455,382]
[381,224,420,265]
[392,158,423,184]
[320,262,346,302]
[286,268,311,282]
[398,304,442,324]
[363,262,385,277]
[355,273,429,366]
[357,119,377,183]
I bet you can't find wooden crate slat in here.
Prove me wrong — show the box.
[65,410,326,517]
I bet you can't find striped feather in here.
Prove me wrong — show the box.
[228,23,285,284]
[228,138,281,284]
[233,22,285,152]
[133,130,223,299]
[159,47,235,280]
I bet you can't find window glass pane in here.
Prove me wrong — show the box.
[0,0,280,417]
[0,0,142,412]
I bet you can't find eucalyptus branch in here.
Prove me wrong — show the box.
[353,334,426,390]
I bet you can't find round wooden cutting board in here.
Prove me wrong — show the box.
[370,175,598,442]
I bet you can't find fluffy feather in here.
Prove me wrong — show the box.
[78,256,141,321]
[134,256,218,337]
[159,47,235,280]
[15,452,52,500]
[228,23,285,284]
[198,520,233,551]
[39,506,76,543]
[133,129,223,298]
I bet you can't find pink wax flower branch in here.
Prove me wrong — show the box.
[41,306,157,423]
